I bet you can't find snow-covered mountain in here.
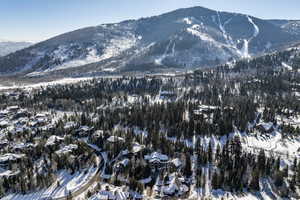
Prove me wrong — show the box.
[0,6,299,76]
[0,40,32,57]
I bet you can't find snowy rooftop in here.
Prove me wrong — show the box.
[139,176,152,184]
[0,110,9,115]
[45,135,64,146]
[161,173,189,196]
[117,158,129,167]
[0,168,20,177]
[35,113,47,118]
[55,144,78,155]
[6,106,19,111]
[132,143,145,154]
[144,152,169,162]
[198,104,218,111]
[0,153,25,163]
[107,136,125,143]
[76,126,93,133]
[13,142,36,150]
[94,130,104,137]
[0,120,9,127]
[171,158,182,167]
[64,121,77,129]
[90,190,129,200]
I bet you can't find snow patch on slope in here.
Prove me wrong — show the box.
[241,39,250,58]
[187,25,215,43]
[182,17,193,25]
[247,16,260,38]
[100,35,137,60]
[241,16,260,58]
[212,12,249,59]
[48,47,102,71]
[45,34,138,72]
[216,11,234,46]
[154,40,175,65]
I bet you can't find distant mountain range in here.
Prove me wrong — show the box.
[0,40,32,57]
[0,6,300,77]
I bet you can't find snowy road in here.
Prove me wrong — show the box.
[52,153,104,200]
[2,151,104,200]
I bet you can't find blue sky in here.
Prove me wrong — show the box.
[1,0,300,42]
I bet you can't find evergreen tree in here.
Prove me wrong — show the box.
[249,169,260,191]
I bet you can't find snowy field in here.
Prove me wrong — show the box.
[0,77,95,91]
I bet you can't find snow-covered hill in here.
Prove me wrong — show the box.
[269,19,300,36]
[0,6,299,76]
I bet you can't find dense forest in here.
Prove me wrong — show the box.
[1,47,300,199]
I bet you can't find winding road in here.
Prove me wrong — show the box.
[51,152,105,200]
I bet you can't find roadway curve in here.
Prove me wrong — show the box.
[51,153,104,200]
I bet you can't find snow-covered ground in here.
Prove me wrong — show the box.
[190,178,283,200]
[243,130,300,158]
[2,167,98,200]
[154,40,176,65]
[0,77,94,91]
[48,34,137,72]
[187,25,216,44]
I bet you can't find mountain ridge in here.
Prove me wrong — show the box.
[1,6,300,77]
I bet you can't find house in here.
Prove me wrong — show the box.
[128,94,139,104]
[64,121,77,130]
[145,152,169,168]
[13,143,36,153]
[45,135,64,149]
[90,185,130,200]
[169,158,182,171]
[55,144,78,155]
[131,143,145,154]
[159,91,177,101]
[0,140,8,149]
[0,167,21,179]
[30,114,49,127]
[114,158,129,173]
[161,174,189,197]
[75,126,94,137]
[88,130,104,149]
[15,117,29,126]
[6,106,19,113]
[0,120,9,128]
[0,153,25,169]
[0,110,9,119]
[107,136,125,143]
[93,130,104,138]
[12,109,30,120]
